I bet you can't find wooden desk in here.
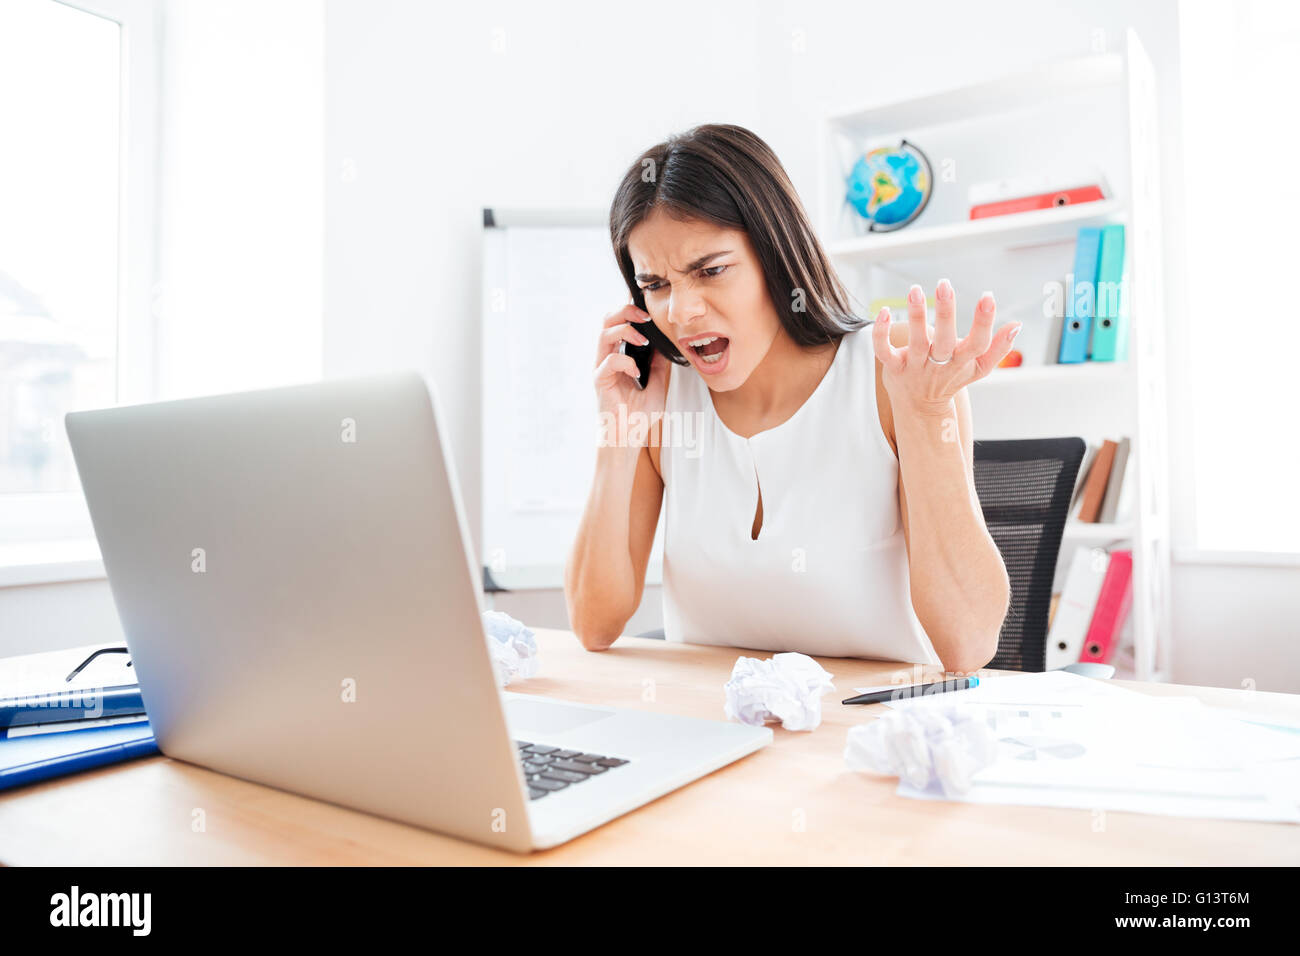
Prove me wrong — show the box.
[2,630,1297,865]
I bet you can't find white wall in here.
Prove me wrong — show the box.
[155,0,324,400]
[0,578,122,659]
[323,0,766,567]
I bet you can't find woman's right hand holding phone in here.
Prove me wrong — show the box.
[592,304,668,450]
[568,304,668,651]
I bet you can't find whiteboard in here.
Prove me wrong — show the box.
[481,209,665,590]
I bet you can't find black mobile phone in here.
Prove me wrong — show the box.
[621,319,655,390]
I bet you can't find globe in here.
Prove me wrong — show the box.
[845,140,933,231]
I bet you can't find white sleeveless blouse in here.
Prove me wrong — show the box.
[660,326,942,665]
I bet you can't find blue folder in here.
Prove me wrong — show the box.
[1090,224,1127,361]
[0,683,145,730]
[0,719,158,791]
[1059,227,1102,364]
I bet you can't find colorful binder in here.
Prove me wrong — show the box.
[1090,224,1127,361]
[1079,549,1134,664]
[1046,545,1109,670]
[0,684,144,731]
[969,184,1107,219]
[1058,227,1102,363]
[1069,442,1098,513]
[1098,436,1131,524]
[0,719,157,791]
[1076,438,1117,523]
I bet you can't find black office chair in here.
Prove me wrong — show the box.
[639,437,1087,668]
[973,436,1086,672]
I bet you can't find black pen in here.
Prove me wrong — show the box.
[841,676,979,705]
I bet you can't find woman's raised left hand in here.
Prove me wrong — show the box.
[871,279,1022,416]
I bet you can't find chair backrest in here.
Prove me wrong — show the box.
[973,437,1086,672]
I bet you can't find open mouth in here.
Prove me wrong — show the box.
[688,336,730,367]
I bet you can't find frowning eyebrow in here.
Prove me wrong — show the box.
[635,250,733,283]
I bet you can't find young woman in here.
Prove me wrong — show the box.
[564,124,1020,673]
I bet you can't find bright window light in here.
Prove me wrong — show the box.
[0,0,120,495]
[1180,0,1300,553]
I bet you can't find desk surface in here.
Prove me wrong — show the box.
[3,630,1298,865]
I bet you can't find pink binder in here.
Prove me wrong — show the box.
[1079,549,1133,664]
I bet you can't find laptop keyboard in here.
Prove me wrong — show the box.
[514,740,630,800]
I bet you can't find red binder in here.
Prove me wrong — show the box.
[1079,549,1133,664]
[969,185,1106,220]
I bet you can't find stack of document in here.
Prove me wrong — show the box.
[877,671,1300,823]
[0,643,156,790]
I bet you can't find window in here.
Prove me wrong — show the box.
[0,0,322,575]
[1180,0,1300,556]
[0,0,158,547]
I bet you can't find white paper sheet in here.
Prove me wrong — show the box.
[0,643,137,700]
[876,671,1300,823]
[724,653,836,732]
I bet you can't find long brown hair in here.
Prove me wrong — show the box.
[609,123,864,366]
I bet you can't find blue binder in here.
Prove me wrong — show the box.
[0,719,157,791]
[1059,227,1102,364]
[0,683,144,730]
[1090,224,1127,361]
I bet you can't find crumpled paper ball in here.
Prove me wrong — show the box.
[723,652,836,732]
[483,610,539,687]
[844,705,999,798]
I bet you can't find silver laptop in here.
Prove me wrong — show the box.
[66,371,770,852]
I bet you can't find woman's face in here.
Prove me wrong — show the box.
[627,208,782,392]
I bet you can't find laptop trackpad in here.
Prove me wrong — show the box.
[505,697,615,737]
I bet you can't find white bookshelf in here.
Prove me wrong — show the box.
[827,199,1127,263]
[1063,520,1135,545]
[818,30,1172,681]
[970,359,1128,390]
